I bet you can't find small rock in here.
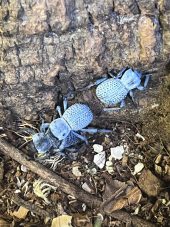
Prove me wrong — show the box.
[21,165,27,172]
[138,169,162,197]
[93,144,103,153]
[111,146,125,160]
[93,151,106,169]
[88,168,97,175]
[72,166,82,177]
[133,163,144,175]
[82,182,92,193]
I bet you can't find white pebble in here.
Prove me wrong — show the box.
[93,151,106,169]
[111,145,125,160]
[93,144,103,153]
[133,162,144,175]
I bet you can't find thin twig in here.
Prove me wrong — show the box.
[12,194,53,218]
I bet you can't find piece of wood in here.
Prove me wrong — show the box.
[0,138,102,208]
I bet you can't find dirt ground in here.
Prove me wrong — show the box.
[0,72,170,227]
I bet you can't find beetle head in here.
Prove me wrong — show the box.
[32,132,52,153]
[121,69,141,90]
[49,118,71,140]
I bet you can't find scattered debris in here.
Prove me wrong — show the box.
[111,145,125,160]
[133,162,144,175]
[94,213,103,227]
[82,203,87,211]
[33,179,57,204]
[135,133,145,141]
[72,166,82,177]
[73,214,92,227]
[16,176,25,188]
[93,151,106,169]
[138,169,162,197]
[82,182,93,194]
[104,186,142,213]
[0,100,169,226]
[86,167,97,175]
[21,164,27,172]
[39,155,63,171]
[106,156,114,174]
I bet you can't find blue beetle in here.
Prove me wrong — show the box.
[32,98,111,153]
[49,99,111,149]
[87,68,150,111]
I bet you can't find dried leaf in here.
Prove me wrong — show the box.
[0,219,11,227]
[103,176,127,201]
[155,164,162,175]
[138,169,162,197]
[51,215,72,227]
[73,214,92,227]
[155,154,162,164]
[110,146,125,160]
[12,206,29,219]
[121,155,128,167]
[127,187,142,205]
[107,198,127,213]
[104,186,141,214]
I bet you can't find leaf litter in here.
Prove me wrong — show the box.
[0,113,169,226]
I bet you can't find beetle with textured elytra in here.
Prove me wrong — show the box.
[86,67,151,111]
[32,98,112,154]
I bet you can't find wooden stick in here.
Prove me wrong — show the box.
[0,138,102,208]
[12,194,53,218]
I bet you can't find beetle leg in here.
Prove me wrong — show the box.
[137,85,144,91]
[71,131,88,144]
[81,128,112,133]
[144,74,150,88]
[116,67,128,78]
[56,105,62,117]
[40,123,50,133]
[129,90,135,103]
[63,97,68,111]
[78,76,108,91]
[120,99,126,108]
[103,107,121,112]
[108,72,115,78]
[137,74,150,90]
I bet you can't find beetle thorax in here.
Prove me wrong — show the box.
[49,118,71,140]
[120,69,141,91]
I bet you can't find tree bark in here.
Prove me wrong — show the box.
[0,0,170,121]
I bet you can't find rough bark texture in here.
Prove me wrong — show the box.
[0,0,170,121]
